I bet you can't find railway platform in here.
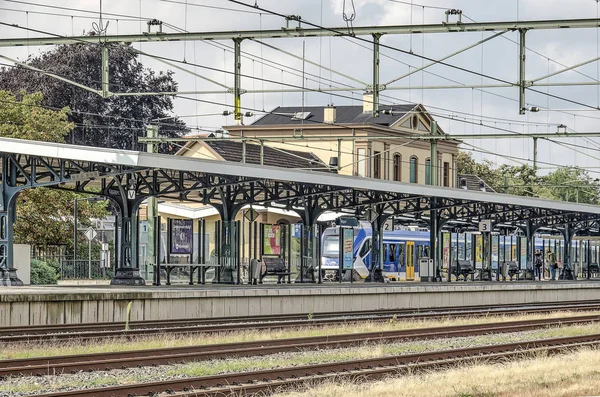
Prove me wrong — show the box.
[2,281,600,327]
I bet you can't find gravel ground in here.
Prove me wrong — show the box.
[1,324,598,397]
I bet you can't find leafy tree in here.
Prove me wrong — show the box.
[0,42,188,151]
[457,150,600,203]
[539,167,600,204]
[456,151,505,192]
[0,90,108,250]
[498,164,539,197]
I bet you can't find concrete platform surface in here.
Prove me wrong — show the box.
[2,281,600,327]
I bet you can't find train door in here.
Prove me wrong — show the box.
[384,243,399,280]
[397,243,405,280]
[415,244,429,280]
[406,241,415,281]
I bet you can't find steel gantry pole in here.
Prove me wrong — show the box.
[101,45,110,98]
[519,29,528,115]
[372,33,382,117]
[533,137,538,171]
[233,38,243,124]
[430,121,438,186]
[146,125,159,283]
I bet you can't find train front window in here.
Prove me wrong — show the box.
[322,235,339,257]
[359,239,371,258]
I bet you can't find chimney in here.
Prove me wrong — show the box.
[363,92,373,113]
[324,105,337,124]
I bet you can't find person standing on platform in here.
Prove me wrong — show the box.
[546,249,557,281]
[534,249,544,281]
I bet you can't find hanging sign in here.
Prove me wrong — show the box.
[170,219,193,254]
[244,208,259,222]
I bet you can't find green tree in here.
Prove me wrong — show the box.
[456,151,505,192]
[0,90,108,249]
[539,167,600,204]
[457,150,600,203]
[0,42,188,151]
[498,164,539,197]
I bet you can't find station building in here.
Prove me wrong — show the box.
[224,97,460,187]
[139,100,461,281]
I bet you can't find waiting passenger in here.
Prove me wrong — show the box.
[534,249,543,281]
[546,249,557,281]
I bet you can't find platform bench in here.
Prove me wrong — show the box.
[455,259,475,281]
[505,261,520,281]
[260,257,291,284]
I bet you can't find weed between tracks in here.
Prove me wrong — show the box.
[274,348,600,397]
[2,310,599,360]
[2,322,600,396]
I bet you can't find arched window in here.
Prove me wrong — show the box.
[410,156,418,183]
[393,153,401,181]
[425,158,431,185]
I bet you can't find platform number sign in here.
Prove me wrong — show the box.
[479,220,492,233]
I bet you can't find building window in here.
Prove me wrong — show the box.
[425,158,431,185]
[373,151,381,179]
[357,148,366,177]
[443,161,450,187]
[410,156,418,183]
[393,153,401,181]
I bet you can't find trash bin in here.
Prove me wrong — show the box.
[501,262,509,281]
[249,259,262,285]
[420,257,434,282]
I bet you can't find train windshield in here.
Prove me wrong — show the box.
[322,235,339,257]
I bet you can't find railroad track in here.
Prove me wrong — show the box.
[3,300,600,343]
[29,333,600,397]
[2,314,598,378]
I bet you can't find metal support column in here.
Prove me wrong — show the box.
[519,29,527,115]
[146,125,159,283]
[215,201,239,284]
[233,38,243,124]
[427,201,438,282]
[366,206,386,283]
[101,45,110,98]
[110,177,145,285]
[430,121,438,186]
[295,198,320,283]
[0,190,22,285]
[561,224,574,280]
[533,137,538,171]
[372,33,382,117]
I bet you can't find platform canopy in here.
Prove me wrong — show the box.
[1,136,600,230]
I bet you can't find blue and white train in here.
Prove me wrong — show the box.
[320,222,431,281]
[320,222,600,281]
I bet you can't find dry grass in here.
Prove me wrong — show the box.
[2,310,599,360]
[276,348,600,397]
[2,323,600,396]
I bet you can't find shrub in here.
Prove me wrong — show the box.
[30,259,59,285]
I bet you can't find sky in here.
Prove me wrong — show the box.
[1,0,600,175]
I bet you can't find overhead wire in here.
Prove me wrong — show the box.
[3,6,600,171]
[230,0,600,112]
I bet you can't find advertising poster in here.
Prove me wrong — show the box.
[475,235,483,268]
[521,237,527,268]
[342,228,354,270]
[263,224,281,255]
[492,235,499,269]
[442,233,450,269]
[171,219,193,254]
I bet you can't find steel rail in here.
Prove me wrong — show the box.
[1,314,598,378]
[3,301,600,344]
[30,333,600,397]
